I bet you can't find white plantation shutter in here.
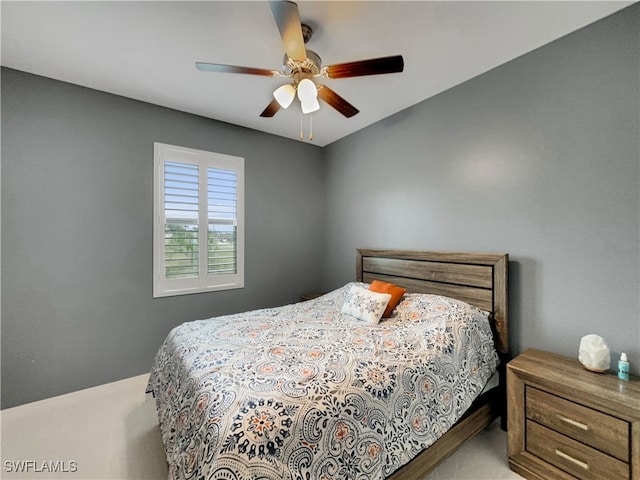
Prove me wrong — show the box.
[208,167,238,275]
[154,143,244,297]
[164,161,199,279]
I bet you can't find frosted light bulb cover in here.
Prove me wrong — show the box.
[301,97,320,114]
[273,84,296,109]
[297,79,318,103]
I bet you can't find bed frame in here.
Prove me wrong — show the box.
[355,248,509,480]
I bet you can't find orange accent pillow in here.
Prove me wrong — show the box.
[368,280,407,318]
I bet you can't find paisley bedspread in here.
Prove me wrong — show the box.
[146,283,499,480]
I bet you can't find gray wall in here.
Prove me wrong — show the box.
[322,6,639,371]
[1,68,326,408]
[3,5,639,409]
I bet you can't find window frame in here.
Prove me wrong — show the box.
[153,142,244,298]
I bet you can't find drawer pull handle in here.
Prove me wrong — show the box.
[557,414,589,430]
[555,449,589,470]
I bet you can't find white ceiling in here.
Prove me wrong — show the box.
[1,1,632,147]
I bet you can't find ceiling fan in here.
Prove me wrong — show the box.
[195,0,404,120]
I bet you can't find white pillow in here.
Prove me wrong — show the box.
[341,285,391,325]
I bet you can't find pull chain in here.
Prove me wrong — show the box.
[299,113,314,141]
[299,114,304,140]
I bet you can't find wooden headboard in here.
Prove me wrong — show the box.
[357,248,509,354]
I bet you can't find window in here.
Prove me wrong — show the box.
[153,143,244,297]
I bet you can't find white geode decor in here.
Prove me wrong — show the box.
[578,334,610,372]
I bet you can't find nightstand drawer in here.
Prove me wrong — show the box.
[526,386,629,461]
[526,421,629,480]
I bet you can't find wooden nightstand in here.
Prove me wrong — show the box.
[300,292,326,302]
[507,349,640,480]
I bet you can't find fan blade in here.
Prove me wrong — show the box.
[196,62,280,77]
[323,55,404,79]
[260,99,281,118]
[269,1,307,62]
[317,85,359,118]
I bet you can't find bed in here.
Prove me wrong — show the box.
[147,248,509,479]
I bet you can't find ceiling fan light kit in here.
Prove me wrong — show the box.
[195,0,404,139]
[297,78,320,113]
[273,84,296,109]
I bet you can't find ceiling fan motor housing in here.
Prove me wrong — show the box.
[300,23,313,44]
[282,49,322,78]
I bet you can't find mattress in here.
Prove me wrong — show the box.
[146,282,499,480]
